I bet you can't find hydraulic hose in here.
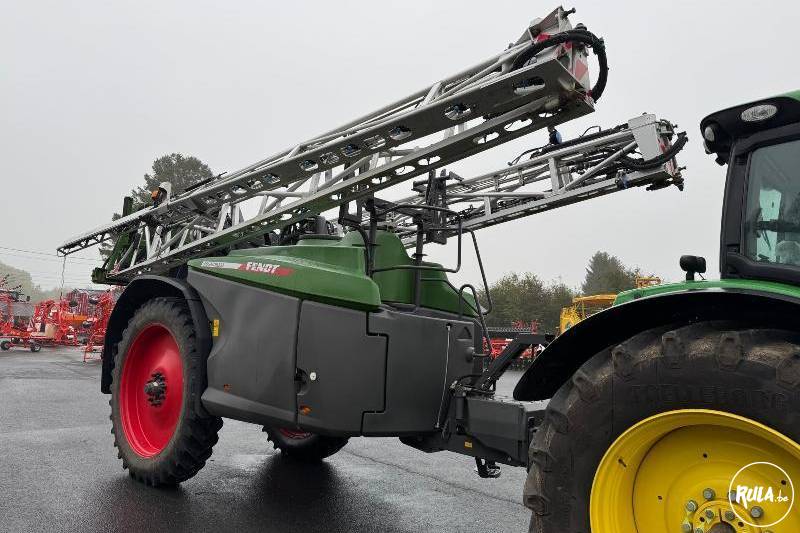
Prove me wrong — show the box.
[619,132,688,171]
[508,123,627,165]
[512,28,608,102]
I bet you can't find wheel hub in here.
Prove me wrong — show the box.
[144,372,167,406]
[707,523,735,533]
[683,497,757,533]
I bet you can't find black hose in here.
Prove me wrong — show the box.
[512,28,608,101]
[508,123,626,166]
[619,132,688,170]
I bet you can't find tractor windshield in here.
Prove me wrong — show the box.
[744,139,800,265]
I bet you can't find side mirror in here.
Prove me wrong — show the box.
[680,255,707,281]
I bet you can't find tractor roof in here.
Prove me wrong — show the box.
[700,89,800,165]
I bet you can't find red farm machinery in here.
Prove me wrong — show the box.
[80,290,118,361]
[1,285,118,356]
[27,298,81,349]
[484,321,552,370]
[0,275,34,351]
[0,290,33,352]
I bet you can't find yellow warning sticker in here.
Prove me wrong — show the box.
[464,441,473,449]
[212,319,220,337]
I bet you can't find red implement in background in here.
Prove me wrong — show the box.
[483,320,550,370]
[2,287,119,356]
[0,286,36,352]
[28,299,81,348]
[82,290,118,362]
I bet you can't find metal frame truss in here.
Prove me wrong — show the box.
[59,7,606,283]
[387,113,685,245]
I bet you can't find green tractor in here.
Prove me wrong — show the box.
[519,90,800,532]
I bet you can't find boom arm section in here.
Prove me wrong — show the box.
[58,7,605,284]
[387,113,686,244]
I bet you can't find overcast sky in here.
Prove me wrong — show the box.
[2,0,798,291]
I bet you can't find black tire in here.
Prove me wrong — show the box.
[0,340,11,351]
[29,343,41,353]
[110,297,222,486]
[524,321,800,532]
[264,426,348,461]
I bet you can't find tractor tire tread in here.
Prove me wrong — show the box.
[264,427,349,461]
[524,321,800,532]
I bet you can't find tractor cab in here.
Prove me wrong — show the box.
[701,90,800,283]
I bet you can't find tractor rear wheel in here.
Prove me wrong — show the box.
[110,297,222,486]
[264,426,348,461]
[524,322,800,532]
[29,343,41,352]
[0,340,10,351]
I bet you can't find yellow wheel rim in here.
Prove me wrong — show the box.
[590,409,800,532]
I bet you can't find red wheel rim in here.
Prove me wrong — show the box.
[119,324,184,458]
[278,428,313,440]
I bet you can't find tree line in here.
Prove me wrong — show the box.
[100,153,214,260]
[481,251,642,333]
[0,262,66,302]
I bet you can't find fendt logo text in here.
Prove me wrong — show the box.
[241,262,281,274]
[199,260,294,277]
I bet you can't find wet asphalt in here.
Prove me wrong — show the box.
[0,347,531,533]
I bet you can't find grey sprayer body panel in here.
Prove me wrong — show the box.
[190,270,479,437]
[191,271,300,426]
[363,310,479,435]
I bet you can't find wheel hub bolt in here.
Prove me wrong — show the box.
[728,490,738,503]
[686,500,699,512]
[681,523,692,533]
[724,510,735,521]
[705,509,715,520]
[703,488,716,500]
[750,506,764,519]
[694,528,704,533]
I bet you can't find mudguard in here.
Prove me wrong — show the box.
[100,275,210,394]
[513,287,800,401]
